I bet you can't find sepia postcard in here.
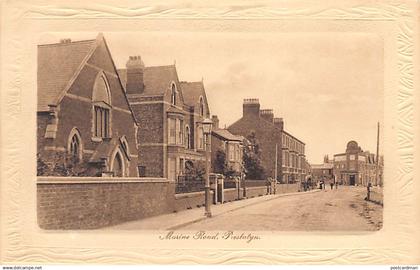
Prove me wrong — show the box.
[1,0,419,265]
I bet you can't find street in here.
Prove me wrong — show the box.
[180,186,383,231]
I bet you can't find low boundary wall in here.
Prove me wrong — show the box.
[37,177,175,230]
[245,186,269,198]
[223,188,244,202]
[174,190,214,212]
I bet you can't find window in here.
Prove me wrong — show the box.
[177,119,183,145]
[70,134,80,160]
[199,96,205,116]
[185,126,191,149]
[229,144,235,161]
[112,152,123,177]
[171,83,177,105]
[168,118,183,145]
[94,106,110,138]
[349,154,356,160]
[168,118,176,144]
[235,145,240,162]
[93,74,111,139]
[282,150,286,166]
[67,128,82,162]
[197,126,204,149]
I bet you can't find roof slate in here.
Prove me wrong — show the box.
[37,39,96,111]
[118,65,178,96]
[212,128,242,142]
[180,81,205,107]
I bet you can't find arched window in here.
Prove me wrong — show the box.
[120,136,130,159]
[67,128,83,162]
[199,96,205,116]
[70,135,80,159]
[171,83,177,105]
[113,152,123,177]
[93,73,111,138]
[185,125,191,149]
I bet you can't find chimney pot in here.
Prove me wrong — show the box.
[243,98,260,118]
[260,109,274,123]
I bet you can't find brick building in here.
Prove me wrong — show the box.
[228,99,308,182]
[210,115,243,176]
[311,155,334,183]
[37,34,139,177]
[333,140,384,186]
[118,58,210,181]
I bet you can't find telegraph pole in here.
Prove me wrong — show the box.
[375,122,380,186]
[274,143,278,181]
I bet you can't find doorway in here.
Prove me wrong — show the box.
[349,175,356,186]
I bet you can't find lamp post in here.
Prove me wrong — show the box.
[202,117,213,218]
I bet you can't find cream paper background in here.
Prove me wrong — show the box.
[1,0,419,264]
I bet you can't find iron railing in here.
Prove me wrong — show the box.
[244,179,270,187]
[175,175,205,194]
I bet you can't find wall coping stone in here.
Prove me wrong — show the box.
[37,176,172,184]
[174,190,214,199]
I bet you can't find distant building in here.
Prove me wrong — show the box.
[311,155,334,183]
[210,115,243,177]
[37,34,139,177]
[118,58,210,181]
[228,98,308,182]
[333,141,383,186]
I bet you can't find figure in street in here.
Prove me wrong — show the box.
[330,182,334,190]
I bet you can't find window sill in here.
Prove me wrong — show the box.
[91,137,102,142]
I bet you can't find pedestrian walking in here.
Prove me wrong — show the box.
[330,182,334,190]
[335,181,338,189]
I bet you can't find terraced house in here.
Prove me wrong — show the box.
[118,57,211,181]
[37,34,139,177]
[228,99,308,182]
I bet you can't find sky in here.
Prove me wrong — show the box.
[40,32,384,164]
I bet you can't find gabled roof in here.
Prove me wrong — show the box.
[180,81,210,114]
[38,39,96,111]
[212,128,242,142]
[180,81,204,106]
[118,65,182,97]
[37,33,139,124]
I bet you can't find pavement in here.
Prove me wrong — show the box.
[105,189,321,230]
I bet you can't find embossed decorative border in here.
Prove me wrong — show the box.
[1,1,417,264]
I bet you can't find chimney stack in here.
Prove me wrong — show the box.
[260,109,274,123]
[126,55,145,95]
[243,98,260,118]
[273,117,284,130]
[211,115,219,129]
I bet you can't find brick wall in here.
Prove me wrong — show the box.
[129,101,165,178]
[245,186,270,198]
[223,188,244,202]
[37,177,175,229]
[173,191,214,212]
[228,115,282,180]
